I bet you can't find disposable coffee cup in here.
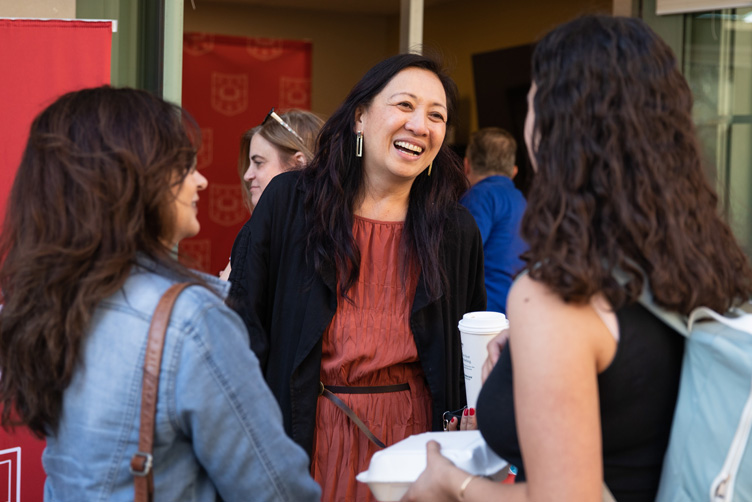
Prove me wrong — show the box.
[458,311,509,408]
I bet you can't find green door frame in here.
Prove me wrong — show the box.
[76,0,183,104]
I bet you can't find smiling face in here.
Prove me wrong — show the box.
[168,163,208,246]
[244,134,293,207]
[355,67,447,188]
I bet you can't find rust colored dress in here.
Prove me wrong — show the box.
[311,215,433,502]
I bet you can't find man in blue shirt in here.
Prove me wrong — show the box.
[461,127,528,314]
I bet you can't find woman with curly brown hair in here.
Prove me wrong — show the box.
[0,87,320,501]
[402,14,752,502]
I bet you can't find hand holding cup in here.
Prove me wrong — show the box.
[444,407,478,431]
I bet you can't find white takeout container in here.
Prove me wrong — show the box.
[356,430,509,501]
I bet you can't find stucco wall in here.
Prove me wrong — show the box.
[0,0,75,18]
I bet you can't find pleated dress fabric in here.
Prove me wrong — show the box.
[311,215,433,502]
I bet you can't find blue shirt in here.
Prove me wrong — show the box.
[461,175,527,313]
[42,259,321,502]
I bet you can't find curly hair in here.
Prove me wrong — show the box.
[523,14,752,315]
[237,109,324,212]
[301,53,468,301]
[0,86,206,436]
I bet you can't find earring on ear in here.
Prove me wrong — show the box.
[428,162,433,176]
[355,131,363,158]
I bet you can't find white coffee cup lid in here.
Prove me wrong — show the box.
[458,311,509,334]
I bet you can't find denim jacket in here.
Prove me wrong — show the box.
[43,259,321,501]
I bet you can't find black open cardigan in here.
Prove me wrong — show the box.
[227,171,486,457]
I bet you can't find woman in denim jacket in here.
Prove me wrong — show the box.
[0,87,321,502]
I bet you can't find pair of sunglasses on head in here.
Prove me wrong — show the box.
[262,107,303,143]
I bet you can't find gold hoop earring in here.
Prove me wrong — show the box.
[428,162,433,176]
[355,131,363,158]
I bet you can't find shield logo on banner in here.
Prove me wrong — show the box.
[179,239,211,273]
[209,184,247,227]
[246,37,284,61]
[279,77,311,109]
[184,33,215,56]
[211,73,248,117]
[197,128,213,170]
[0,447,21,502]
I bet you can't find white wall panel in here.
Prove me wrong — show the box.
[657,0,752,15]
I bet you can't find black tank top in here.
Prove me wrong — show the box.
[477,302,684,502]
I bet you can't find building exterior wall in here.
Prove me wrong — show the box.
[0,0,75,18]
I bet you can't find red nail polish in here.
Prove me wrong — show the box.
[469,408,475,416]
[451,417,456,423]
[463,408,469,416]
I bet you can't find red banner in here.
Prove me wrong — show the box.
[0,18,112,501]
[0,19,111,502]
[0,19,112,229]
[180,33,312,275]
[0,427,45,502]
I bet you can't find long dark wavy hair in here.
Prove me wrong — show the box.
[523,15,752,315]
[0,86,205,436]
[301,53,468,300]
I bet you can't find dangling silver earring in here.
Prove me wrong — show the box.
[355,131,363,158]
[428,162,433,176]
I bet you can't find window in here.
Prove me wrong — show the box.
[684,8,752,253]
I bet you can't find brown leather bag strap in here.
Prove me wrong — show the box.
[131,282,197,502]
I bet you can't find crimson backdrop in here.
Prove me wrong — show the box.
[180,33,312,275]
[0,19,111,228]
[0,19,112,502]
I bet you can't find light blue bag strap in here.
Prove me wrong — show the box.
[688,306,752,336]
[613,266,752,337]
[612,267,690,337]
[637,288,692,338]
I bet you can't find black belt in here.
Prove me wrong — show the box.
[319,382,410,449]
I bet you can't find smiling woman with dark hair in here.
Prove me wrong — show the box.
[227,53,486,501]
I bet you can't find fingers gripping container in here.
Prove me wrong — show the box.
[356,430,509,501]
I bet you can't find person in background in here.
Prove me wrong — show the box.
[227,53,486,501]
[219,108,323,280]
[460,127,527,314]
[0,87,321,502]
[402,14,752,502]
[238,108,324,212]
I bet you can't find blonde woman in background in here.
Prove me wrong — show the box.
[220,108,323,280]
